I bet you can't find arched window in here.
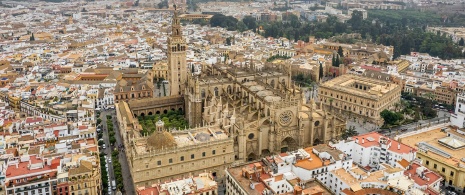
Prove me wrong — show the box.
[201,89,205,98]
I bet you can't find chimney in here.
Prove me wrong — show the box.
[362,138,365,144]
[398,143,400,150]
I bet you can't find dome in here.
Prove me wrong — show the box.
[146,131,176,150]
[156,119,164,127]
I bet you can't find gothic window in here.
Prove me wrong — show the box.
[214,87,219,96]
[201,89,206,98]
[177,44,180,51]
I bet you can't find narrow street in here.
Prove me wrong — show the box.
[109,110,136,195]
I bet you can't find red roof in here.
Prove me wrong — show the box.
[352,132,416,154]
[6,156,55,178]
[51,158,60,169]
[25,117,43,124]
[361,65,381,72]
[404,162,442,187]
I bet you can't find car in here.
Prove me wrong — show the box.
[108,159,112,163]
[99,138,104,141]
[102,144,106,149]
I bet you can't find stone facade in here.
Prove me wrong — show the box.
[318,74,401,125]
[167,9,187,96]
[115,10,347,189]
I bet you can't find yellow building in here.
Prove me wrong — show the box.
[398,126,465,193]
[318,74,402,125]
[389,60,410,73]
[115,101,235,187]
[68,159,102,195]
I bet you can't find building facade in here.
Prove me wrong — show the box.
[114,107,234,187]
[136,172,218,195]
[167,8,187,96]
[318,74,402,125]
[114,75,154,103]
[225,145,350,195]
[332,132,416,171]
[115,10,347,190]
[398,125,465,193]
[451,93,465,128]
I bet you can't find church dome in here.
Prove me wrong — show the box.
[146,131,176,150]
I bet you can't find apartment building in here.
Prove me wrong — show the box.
[398,126,465,193]
[136,172,218,195]
[332,132,416,170]
[225,145,352,195]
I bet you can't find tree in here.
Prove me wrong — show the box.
[341,126,359,140]
[347,10,363,30]
[319,62,323,81]
[236,21,247,32]
[335,55,340,67]
[337,46,344,57]
[380,109,403,126]
[157,0,168,8]
[225,37,231,46]
[332,55,336,67]
[242,16,257,31]
[30,33,35,41]
[459,38,464,46]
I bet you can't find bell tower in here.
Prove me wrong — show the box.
[167,5,187,96]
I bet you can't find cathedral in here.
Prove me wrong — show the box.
[115,8,346,187]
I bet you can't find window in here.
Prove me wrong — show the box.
[434,164,437,169]
[202,152,206,157]
[191,154,195,159]
[426,160,429,165]
[169,158,173,164]
[442,167,445,173]
[450,171,454,176]
[157,161,161,166]
[212,150,216,155]
[180,156,184,161]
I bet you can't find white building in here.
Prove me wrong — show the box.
[450,93,465,128]
[332,132,416,170]
[225,145,353,195]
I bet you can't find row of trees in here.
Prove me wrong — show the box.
[266,54,291,62]
[105,115,124,191]
[206,9,464,60]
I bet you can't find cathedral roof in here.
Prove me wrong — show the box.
[147,131,177,150]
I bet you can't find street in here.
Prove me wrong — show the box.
[100,111,116,194]
[346,109,451,136]
[109,110,136,195]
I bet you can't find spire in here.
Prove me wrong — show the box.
[171,5,181,37]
